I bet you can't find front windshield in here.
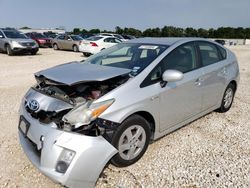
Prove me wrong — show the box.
[4,31,28,39]
[71,35,83,41]
[82,43,168,76]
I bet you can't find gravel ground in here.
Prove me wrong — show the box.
[0,46,249,188]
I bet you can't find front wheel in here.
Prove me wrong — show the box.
[6,45,13,56]
[73,45,78,52]
[216,83,236,113]
[53,43,59,50]
[111,115,151,167]
[31,51,37,55]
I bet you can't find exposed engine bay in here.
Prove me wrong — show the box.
[25,74,129,136]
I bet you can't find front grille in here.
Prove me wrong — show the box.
[24,103,70,126]
[21,42,36,47]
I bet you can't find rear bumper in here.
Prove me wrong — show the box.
[79,45,100,54]
[18,100,117,188]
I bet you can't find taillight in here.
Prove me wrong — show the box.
[90,42,98,47]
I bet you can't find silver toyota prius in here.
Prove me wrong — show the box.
[18,38,239,188]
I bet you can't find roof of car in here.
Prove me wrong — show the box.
[126,37,205,46]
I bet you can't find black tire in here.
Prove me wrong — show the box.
[31,51,37,55]
[6,44,13,56]
[53,43,59,50]
[216,83,236,113]
[73,45,78,52]
[111,115,151,167]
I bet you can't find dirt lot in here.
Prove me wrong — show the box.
[0,46,249,188]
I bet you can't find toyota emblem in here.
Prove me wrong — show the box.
[27,99,40,111]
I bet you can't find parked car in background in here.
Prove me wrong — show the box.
[79,35,121,56]
[18,38,239,188]
[99,33,127,41]
[26,32,52,48]
[0,28,38,55]
[79,33,95,39]
[121,34,136,40]
[52,34,84,52]
[215,39,226,46]
[43,32,58,39]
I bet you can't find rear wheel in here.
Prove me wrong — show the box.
[31,51,37,55]
[6,44,13,56]
[111,115,151,167]
[216,83,236,113]
[83,52,91,57]
[53,43,59,50]
[73,45,78,52]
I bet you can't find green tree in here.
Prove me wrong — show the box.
[115,26,123,34]
[73,28,81,35]
[197,28,209,38]
[185,27,198,37]
[89,29,100,34]
[20,26,31,29]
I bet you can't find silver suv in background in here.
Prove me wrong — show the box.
[0,28,39,55]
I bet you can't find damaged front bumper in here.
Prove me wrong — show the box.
[18,101,118,188]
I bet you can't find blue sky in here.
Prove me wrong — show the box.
[0,0,250,31]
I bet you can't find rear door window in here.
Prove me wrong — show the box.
[197,42,221,66]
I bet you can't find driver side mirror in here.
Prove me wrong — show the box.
[162,69,183,82]
[0,35,4,38]
[161,70,183,87]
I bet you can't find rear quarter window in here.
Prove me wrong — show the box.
[218,46,227,60]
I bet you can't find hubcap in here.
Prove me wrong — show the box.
[118,125,146,160]
[224,88,233,108]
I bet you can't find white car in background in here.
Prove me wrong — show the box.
[99,33,127,42]
[79,36,122,56]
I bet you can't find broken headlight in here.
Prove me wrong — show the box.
[62,99,114,129]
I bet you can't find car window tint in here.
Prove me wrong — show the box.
[104,38,114,43]
[102,47,132,65]
[87,36,102,41]
[115,38,122,43]
[148,43,197,82]
[163,43,197,73]
[218,46,227,60]
[58,35,65,40]
[197,42,221,66]
[84,43,168,76]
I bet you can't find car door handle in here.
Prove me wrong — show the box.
[195,77,203,86]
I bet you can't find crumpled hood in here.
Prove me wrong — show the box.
[35,61,131,85]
